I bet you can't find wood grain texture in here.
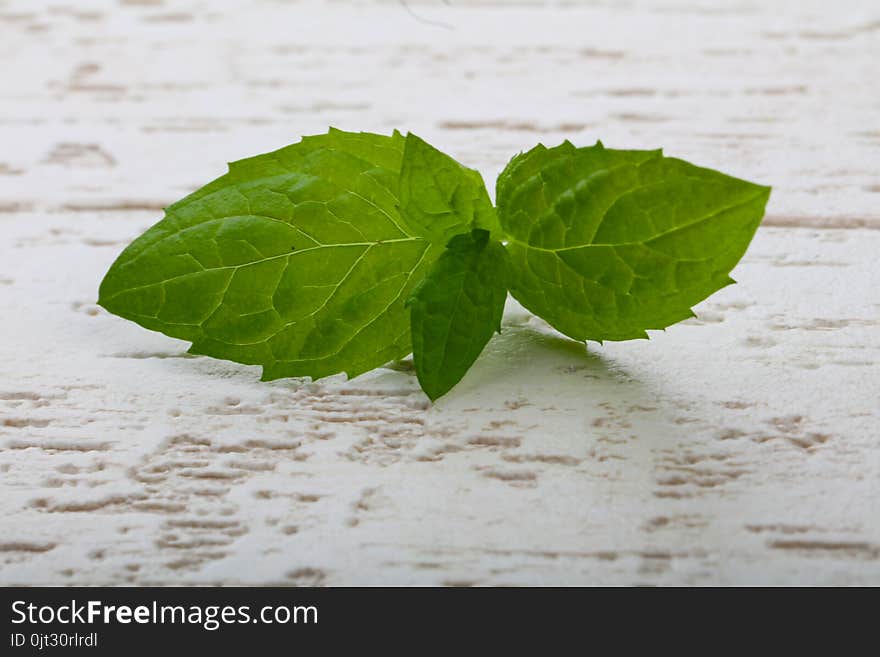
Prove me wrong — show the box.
[0,0,878,585]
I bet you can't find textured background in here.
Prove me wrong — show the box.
[1,0,878,585]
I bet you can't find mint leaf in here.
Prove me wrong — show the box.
[407,229,508,401]
[99,127,770,400]
[399,132,500,242]
[496,141,770,342]
[99,128,448,381]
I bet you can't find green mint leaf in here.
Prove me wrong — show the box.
[98,128,448,381]
[496,141,770,341]
[399,132,500,242]
[407,229,508,401]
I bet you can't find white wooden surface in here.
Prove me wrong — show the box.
[1,0,878,585]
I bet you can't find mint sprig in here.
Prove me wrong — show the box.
[99,129,770,400]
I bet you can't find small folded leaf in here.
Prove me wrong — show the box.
[98,128,451,381]
[496,141,770,342]
[399,132,501,242]
[407,229,508,401]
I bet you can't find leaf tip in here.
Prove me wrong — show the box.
[420,380,448,403]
